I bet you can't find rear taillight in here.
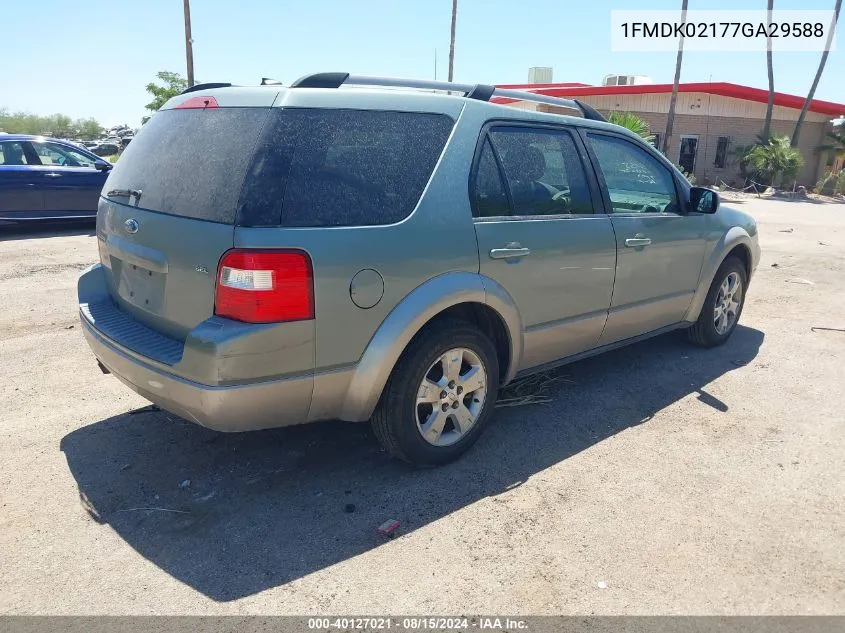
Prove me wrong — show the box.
[215,249,314,323]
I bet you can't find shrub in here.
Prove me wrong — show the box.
[815,171,837,195]
[814,170,845,196]
[735,135,804,187]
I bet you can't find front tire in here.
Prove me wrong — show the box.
[687,256,747,347]
[371,319,500,466]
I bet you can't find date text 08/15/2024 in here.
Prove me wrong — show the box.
[307,617,529,630]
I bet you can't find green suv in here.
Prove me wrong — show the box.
[78,73,760,466]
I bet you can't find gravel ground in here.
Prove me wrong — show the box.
[0,200,843,615]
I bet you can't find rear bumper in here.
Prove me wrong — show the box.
[80,313,313,431]
[78,264,314,432]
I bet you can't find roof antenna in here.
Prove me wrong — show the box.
[261,78,283,85]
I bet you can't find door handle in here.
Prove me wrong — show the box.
[490,245,531,260]
[43,172,62,178]
[624,236,652,248]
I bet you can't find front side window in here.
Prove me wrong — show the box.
[586,133,679,214]
[31,142,98,168]
[486,126,593,216]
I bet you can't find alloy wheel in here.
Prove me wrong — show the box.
[415,347,488,447]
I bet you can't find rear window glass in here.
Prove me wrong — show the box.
[237,109,455,227]
[103,108,270,223]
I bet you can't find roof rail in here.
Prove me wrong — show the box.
[288,72,607,121]
[181,82,233,95]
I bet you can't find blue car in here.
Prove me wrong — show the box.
[0,134,112,222]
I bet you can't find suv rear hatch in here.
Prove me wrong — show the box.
[97,98,274,340]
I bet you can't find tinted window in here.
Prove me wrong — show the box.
[472,139,510,218]
[104,108,270,224]
[587,133,679,214]
[0,142,33,165]
[238,109,455,227]
[488,127,593,216]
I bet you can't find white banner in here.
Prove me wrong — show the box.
[611,10,837,52]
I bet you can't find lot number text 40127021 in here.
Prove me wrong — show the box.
[307,617,530,630]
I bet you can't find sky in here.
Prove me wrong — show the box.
[1,0,843,127]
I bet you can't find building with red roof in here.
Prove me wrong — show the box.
[495,74,845,186]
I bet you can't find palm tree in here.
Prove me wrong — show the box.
[608,111,655,143]
[818,127,845,160]
[447,0,458,82]
[662,0,689,156]
[741,134,805,186]
[761,0,775,144]
[792,0,842,147]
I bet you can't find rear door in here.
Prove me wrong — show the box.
[582,131,707,345]
[471,123,617,371]
[0,141,44,219]
[29,141,107,217]
[97,103,273,340]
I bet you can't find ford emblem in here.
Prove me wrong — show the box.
[124,219,139,234]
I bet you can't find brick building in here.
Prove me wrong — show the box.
[495,79,845,187]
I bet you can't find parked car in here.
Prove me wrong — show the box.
[78,74,760,465]
[91,143,120,157]
[0,134,111,222]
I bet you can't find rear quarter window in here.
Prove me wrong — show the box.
[237,109,455,227]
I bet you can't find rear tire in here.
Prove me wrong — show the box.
[687,256,747,347]
[371,319,500,466]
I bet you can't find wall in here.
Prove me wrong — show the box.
[575,92,829,123]
[530,92,831,186]
[605,111,826,187]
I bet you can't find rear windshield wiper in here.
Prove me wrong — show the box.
[106,188,142,204]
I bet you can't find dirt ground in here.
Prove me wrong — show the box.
[1,199,843,615]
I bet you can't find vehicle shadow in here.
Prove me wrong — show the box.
[0,220,95,241]
[767,195,844,205]
[61,325,763,602]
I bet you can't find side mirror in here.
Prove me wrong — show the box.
[94,159,112,172]
[689,186,720,214]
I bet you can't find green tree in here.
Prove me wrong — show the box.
[607,111,654,142]
[75,118,103,140]
[50,114,74,139]
[0,110,104,139]
[145,71,189,115]
[738,134,804,186]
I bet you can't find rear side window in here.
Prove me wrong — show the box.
[237,109,455,227]
[104,108,270,223]
[472,139,511,218]
[0,141,34,165]
[487,126,594,216]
